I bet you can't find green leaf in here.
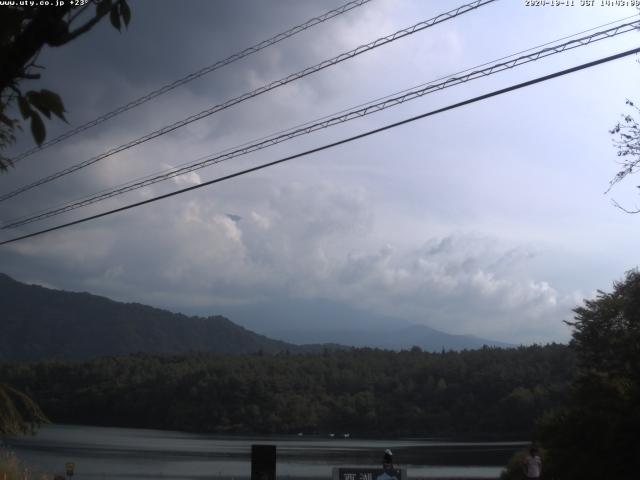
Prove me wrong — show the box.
[25,90,68,122]
[96,0,112,17]
[26,91,51,119]
[17,96,31,119]
[120,0,131,27]
[110,5,121,31]
[39,89,67,122]
[30,111,46,146]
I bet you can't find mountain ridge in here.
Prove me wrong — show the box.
[0,273,511,361]
[218,297,513,350]
[0,273,305,360]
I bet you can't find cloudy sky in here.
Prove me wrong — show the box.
[1,0,639,344]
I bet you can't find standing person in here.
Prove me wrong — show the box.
[376,449,399,480]
[522,446,542,479]
[382,449,394,470]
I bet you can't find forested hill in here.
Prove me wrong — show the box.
[0,345,574,436]
[0,273,305,360]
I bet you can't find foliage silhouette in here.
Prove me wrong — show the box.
[0,0,131,171]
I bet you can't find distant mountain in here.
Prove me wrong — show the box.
[216,298,513,351]
[0,273,511,361]
[327,324,513,351]
[0,273,305,361]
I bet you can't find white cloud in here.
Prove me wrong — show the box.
[1,0,637,347]
[172,171,202,187]
[2,180,579,344]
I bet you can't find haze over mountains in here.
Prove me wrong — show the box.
[0,273,511,361]
[217,298,513,350]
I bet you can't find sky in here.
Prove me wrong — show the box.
[1,0,639,344]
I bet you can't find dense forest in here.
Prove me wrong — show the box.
[4,269,639,478]
[0,344,573,437]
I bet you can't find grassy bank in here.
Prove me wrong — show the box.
[0,449,48,480]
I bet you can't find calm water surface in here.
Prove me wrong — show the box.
[5,425,526,479]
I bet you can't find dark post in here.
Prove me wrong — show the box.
[251,444,276,480]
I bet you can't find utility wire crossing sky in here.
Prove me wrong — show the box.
[2,45,638,246]
[3,17,638,230]
[0,0,495,203]
[1,0,638,345]
[9,0,373,163]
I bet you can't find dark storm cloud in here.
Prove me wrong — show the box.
[0,0,637,343]
[0,0,348,225]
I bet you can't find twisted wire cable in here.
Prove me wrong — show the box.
[4,18,637,230]
[9,0,373,163]
[0,0,496,203]
[1,46,639,247]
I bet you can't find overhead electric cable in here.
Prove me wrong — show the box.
[9,13,637,229]
[4,19,638,229]
[0,0,495,203]
[1,46,638,247]
[9,0,373,163]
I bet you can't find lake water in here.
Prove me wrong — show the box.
[4,425,527,479]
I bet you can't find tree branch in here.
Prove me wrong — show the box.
[611,198,640,214]
[19,73,41,80]
[0,7,70,92]
[56,5,113,44]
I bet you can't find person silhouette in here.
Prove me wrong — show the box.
[376,449,398,480]
[382,449,394,470]
[522,446,541,479]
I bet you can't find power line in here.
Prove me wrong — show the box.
[9,0,373,163]
[4,19,638,230]
[1,46,638,247]
[0,0,496,203]
[5,18,635,228]
[9,12,638,219]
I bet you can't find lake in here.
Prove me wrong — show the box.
[4,425,527,479]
